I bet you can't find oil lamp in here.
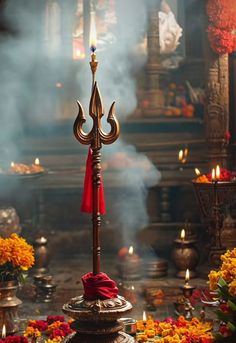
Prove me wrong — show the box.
[172,227,199,278]
[33,236,50,275]
[117,246,142,280]
[179,269,196,319]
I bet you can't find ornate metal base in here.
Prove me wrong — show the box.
[62,295,134,343]
[62,330,134,343]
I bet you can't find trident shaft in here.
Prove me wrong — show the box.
[73,82,120,274]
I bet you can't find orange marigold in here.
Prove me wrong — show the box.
[9,234,34,270]
[0,237,11,265]
[229,279,236,297]
[208,270,222,291]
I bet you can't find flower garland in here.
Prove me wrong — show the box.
[206,0,236,54]
[136,316,213,343]
[24,316,73,343]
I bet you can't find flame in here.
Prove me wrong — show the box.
[128,246,133,255]
[89,11,97,51]
[195,168,201,176]
[216,165,220,180]
[180,229,185,240]
[211,168,215,181]
[142,311,147,321]
[184,147,188,158]
[39,236,47,244]
[178,150,184,161]
[185,269,190,283]
[2,324,6,339]
[34,158,40,165]
[10,161,15,168]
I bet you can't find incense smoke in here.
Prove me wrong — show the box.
[0,0,161,244]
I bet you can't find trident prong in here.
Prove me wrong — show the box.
[73,82,120,149]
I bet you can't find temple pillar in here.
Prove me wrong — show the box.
[205,51,229,168]
[143,0,165,116]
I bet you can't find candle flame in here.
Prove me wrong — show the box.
[180,229,185,240]
[89,11,97,52]
[142,311,147,321]
[128,246,133,255]
[184,147,188,158]
[178,150,184,161]
[40,236,47,244]
[10,161,15,168]
[185,269,190,283]
[211,168,215,181]
[216,165,220,180]
[2,324,6,339]
[195,168,201,176]
[34,158,40,165]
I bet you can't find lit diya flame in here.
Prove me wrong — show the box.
[90,11,97,53]
[195,168,201,176]
[178,149,184,162]
[142,310,147,322]
[34,158,40,165]
[128,246,134,255]
[180,229,185,241]
[216,164,220,180]
[184,147,188,158]
[185,268,190,285]
[10,161,15,168]
[211,168,216,181]
[2,324,6,339]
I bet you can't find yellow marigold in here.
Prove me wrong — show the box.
[208,270,221,290]
[24,326,41,337]
[221,248,236,260]
[0,237,11,265]
[9,233,34,270]
[229,279,236,297]
[47,321,63,333]
[44,338,62,343]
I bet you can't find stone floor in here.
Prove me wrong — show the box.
[17,253,216,327]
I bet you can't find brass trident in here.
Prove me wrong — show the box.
[73,82,120,275]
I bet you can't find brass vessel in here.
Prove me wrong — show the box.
[0,281,22,334]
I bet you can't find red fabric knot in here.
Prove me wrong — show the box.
[82,272,118,300]
[81,147,106,215]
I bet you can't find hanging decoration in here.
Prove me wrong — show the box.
[207,0,236,54]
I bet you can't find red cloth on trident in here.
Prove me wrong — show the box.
[82,272,118,300]
[81,147,106,214]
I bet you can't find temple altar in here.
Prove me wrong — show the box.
[0,0,236,342]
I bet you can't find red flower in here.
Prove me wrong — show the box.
[59,322,72,336]
[29,320,48,331]
[4,337,28,343]
[219,324,232,336]
[219,303,231,313]
[50,329,65,339]
[207,0,236,54]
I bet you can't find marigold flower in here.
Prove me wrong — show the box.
[0,237,11,265]
[9,234,34,270]
[229,279,236,297]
